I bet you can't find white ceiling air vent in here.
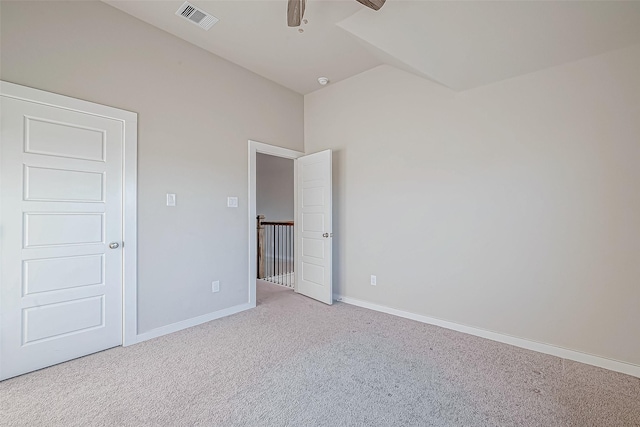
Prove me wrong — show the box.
[176,2,219,31]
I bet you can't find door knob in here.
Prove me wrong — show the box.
[109,242,120,249]
[323,233,333,238]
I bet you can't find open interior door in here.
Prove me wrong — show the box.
[295,150,332,305]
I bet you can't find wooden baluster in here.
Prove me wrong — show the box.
[257,215,265,279]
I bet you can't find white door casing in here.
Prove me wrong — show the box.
[0,82,138,380]
[295,149,333,305]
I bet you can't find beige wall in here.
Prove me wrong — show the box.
[305,46,640,366]
[256,153,294,222]
[0,1,303,333]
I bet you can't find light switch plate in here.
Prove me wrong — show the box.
[167,193,176,207]
[227,197,238,208]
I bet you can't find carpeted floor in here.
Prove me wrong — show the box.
[1,281,638,426]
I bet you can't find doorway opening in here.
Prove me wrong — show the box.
[256,153,295,289]
[248,141,303,307]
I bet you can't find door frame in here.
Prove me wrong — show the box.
[248,140,303,306]
[0,81,139,346]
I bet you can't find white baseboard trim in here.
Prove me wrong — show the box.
[133,302,255,344]
[335,294,640,378]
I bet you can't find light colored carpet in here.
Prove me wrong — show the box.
[1,281,638,426]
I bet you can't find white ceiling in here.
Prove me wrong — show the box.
[104,1,640,94]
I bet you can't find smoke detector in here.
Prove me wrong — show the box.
[318,77,330,86]
[176,2,219,30]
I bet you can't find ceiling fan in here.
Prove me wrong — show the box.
[287,0,386,27]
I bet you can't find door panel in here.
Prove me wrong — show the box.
[296,150,333,305]
[0,96,123,380]
[25,116,106,161]
[23,254,104,295]
[25,166,104,202]
[24,213,105,247]
[23,296,105,344]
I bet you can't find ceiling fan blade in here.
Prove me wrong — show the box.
[287,0,306,27]
[355,0,386,11]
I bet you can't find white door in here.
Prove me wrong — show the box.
[0,96,124,380]
[295,150,332,304]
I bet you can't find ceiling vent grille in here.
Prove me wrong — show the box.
[176,2,219,30]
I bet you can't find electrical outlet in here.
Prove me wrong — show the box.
[212,281,220,293]
[370,275,377,286]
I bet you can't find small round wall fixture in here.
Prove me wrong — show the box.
[318,77,330,86]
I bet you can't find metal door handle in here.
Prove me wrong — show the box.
[109,242,120,249]
[322,233,333,238]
